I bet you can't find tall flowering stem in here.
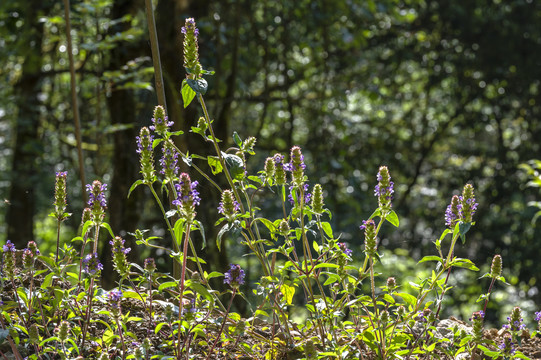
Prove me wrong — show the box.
[205,265,244,360]
[483,254,502,315]
[136,127,156,184]
[86,180,107,253]
[52,171,71,261]
[81,253,103,350]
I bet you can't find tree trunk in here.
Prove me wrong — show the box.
[6,2,50,248]
[100,0,146,288]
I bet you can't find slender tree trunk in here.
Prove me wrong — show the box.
[100,0,145,288]
[6,2,49,247]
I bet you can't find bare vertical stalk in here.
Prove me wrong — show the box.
[144,0,167,109]
[62,0,86,203]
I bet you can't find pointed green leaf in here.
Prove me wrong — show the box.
[233,131,242,147]
[128,179,144,198]
[321,222,333,238]
[386,210,399,227]
[181,79,196,108]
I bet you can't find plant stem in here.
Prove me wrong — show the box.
[56,220,61,262]
[144,0,166,110]
[177,225,191,355]
[206,288,237,360]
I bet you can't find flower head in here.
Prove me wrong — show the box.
[224,264,245,288]
[53,171,69,220]
[470,310,485,343]
[264,157,276,185]
[159,140,180,181]
[173,173,200,222]
[149,105,174,135]
[460,184,478,223]
[110,236,131,277]
[445,195,461,228]
[144,258,156,273]
[311,184,324,214]
[374,166,394,211]
[57,321,70,343]
[136,127,156,183]
[288,184,311,206]
[2,240,16,279]
[273,154,287,186]
[2,240,15,253]
[490,254,502,278]
[83,253,103,276]
[361,219,377,256]
[289,146,306,186]
[338,242,353,257]
[218,189,240,221]
[182,18,202,78]
[498,335,516,356]
[108,289,123,316]
[502,306,525,333]
[86,180,107,224]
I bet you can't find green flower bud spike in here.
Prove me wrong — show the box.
[278,219,290,236]
[290,146,306,187]
[311,184,324,214]
[273,154,287,186]
[490,254,502,278]
[363,219,377,257]
[461,183,477,223]
[264,157,275,185]
[136,127,155,184]
[218,189,240,221]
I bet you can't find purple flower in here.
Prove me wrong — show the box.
[224,264,245,288]
[470,310,485,321]
[144,258,156,273]
[535,311,541,322]
[218,189,240,219]
[86,180,107,209]
[108,289,123,303]
[149,105,174,134]
[83,253,103,276]
[173,173,200,222]
[288,184,311,205]
[498,335,516,355]
[109,237,131,255]
[2,240,15,253]
[338,242,353,257]
[159,140,180,180]
[374,166,394,210]
[136,132,154,154]
[181,17,199,37]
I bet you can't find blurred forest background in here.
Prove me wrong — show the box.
[1,0,541,326]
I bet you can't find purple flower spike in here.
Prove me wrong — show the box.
[83,253,103,276]
[2,240,15,253]
[224,264,245,288]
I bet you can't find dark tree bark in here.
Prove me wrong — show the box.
[6,2,51,248]
[100,0,146,288]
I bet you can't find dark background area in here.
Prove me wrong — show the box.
[1,0,540,326]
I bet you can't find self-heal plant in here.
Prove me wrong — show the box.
[51,171,71,261]
[136,127,156,184]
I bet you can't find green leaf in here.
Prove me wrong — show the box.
[187,78,208,95]
[321,222,333,238]
[395,292,417,307]
[158,281,178,291]
[418,255,443,264]
[128,179,144,198]
[216,223,229,251]
[181,79,196,108]
[194,220,206,249]
[314,263,340,269]
[256,217,276,233]
[233,131,242,147]
[451,258,479,271]
[369,208,382,220]
[280,284,295,305]
[186,280,213,303]
[224,153,245,180]
[208,156,223,175]
[459,221,472,244]
[386,210,399,227]
[100,222,115,237]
